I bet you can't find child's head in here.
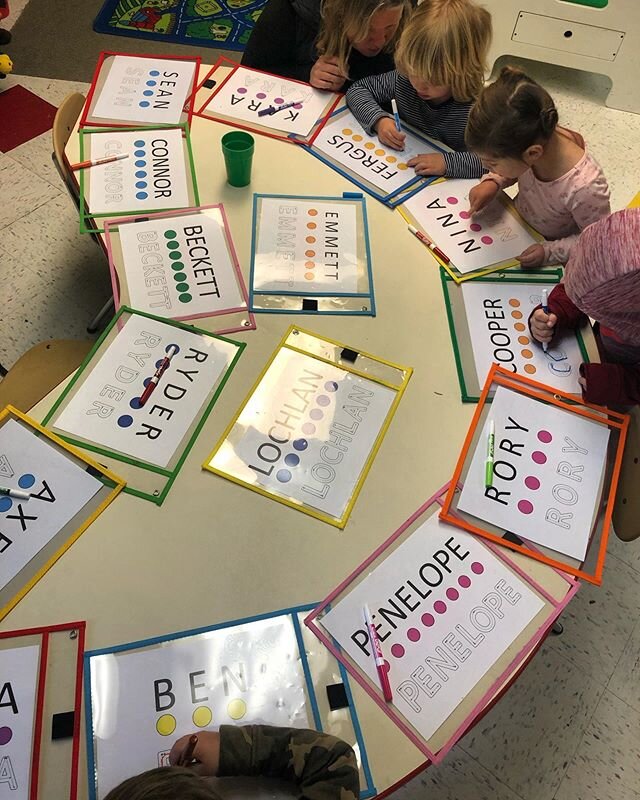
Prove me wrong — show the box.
[465,66,559,178]
[104,767,216,800]
[394,0,492,104]
[317,0,412,77]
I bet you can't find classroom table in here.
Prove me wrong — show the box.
[4,64,598,800]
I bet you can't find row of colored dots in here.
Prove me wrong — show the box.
[508,298,537,374]
[133,140,149,200]
[0,473,36,512]
[304,208,318,280]
[164,230,193,303]
[139,69,161,107]
[516,430,553,515]
[235,87,303,108]
[341,127,409,169]
[156,699,247,736]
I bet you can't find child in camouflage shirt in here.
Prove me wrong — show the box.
[104,725,360,800]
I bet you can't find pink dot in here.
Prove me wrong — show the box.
[446,588,459,601]
[256,92,266,99]
[518,499,534,514]
[310,408,323,420]
[391,643,405,659]
[532,451,547,465]
[458,575,471,588]
[293,103,303,109]
[471,562,484,575]
[421,613,435,627]
[381,659,391,673]
[407,627,421,642]
[236,87,247,94]
[274,97,284,104]
[469,222,482,231]
[446,196,458,204]
[537,430,553,444]
[459,210,471,219]
[525,475,540,490]
[302,422,316,435]
[481,235,494,245]
[434,600,447,614]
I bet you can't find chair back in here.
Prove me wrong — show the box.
[51,92,86,199]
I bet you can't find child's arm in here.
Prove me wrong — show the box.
[579,363,640,406]
[528,283,587,344]
[346,71,397,135]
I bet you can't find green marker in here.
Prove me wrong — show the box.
[485,419,495,488]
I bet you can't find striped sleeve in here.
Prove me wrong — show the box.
[346,71,397,133]
[443,150,484,179]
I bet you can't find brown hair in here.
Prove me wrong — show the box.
[394,0,492,103]
[465,66,559,157]
[316,0,412,78]
[104,767,217,800]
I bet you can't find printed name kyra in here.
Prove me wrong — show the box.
[86,330,209,440]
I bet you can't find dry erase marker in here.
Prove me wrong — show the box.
[71,153,129,171]
[258,100,302,117]
[541,288,550,353]
[363,604,393,702]
[139,345,179,407]
[391,98,401,132]
[0,487,30,501]
[485,419,495,488]
[408,224,450,264]
[178,734,198,767]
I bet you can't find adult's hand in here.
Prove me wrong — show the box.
[310,56,345,91]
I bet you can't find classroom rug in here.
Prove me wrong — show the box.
[0,86,57,152]
[93,0,267,51]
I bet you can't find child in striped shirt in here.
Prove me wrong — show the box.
[345,0,492,179]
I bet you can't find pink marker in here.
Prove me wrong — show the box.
[363,604,393,702]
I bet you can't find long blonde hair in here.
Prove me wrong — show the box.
[395,0,492,103]
[317,0,412,79]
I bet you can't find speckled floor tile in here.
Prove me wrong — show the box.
[0,152,61,230]
[461,646,604,800]
[390,746,523,800]
[607,619,640,715]
[607,532,640,575]
[555,690,640,800]
[9,129,64,187]
[545,552,640,684]
[554,759,640,800]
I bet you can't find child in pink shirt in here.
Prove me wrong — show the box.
[464,67,610,267]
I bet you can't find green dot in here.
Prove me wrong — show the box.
[179,293,193,303]
[171,261,184,271]
[169,251,182,261]
[167,241,180,250]
[172,272,187,282]
[176,282,190,292]
[164,230,177,239]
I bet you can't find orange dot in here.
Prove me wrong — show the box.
[518,336,530,345]
[353,134,363,142]
[342,128,352,136]
[365,142,375,149]
[398,163,408,170]
[375,149,385,156]
[306,222,317,230]
[524,364,537,374]
[509,298,521,307]
[521,349,533,358]
[385,156,397,163]
[304,272,315,280]
[511,310,523,319]
[305,250,315,258]
[307,209,318,216]
[514,322,526,332]
[305,236,316,244]
[305,261,315,268]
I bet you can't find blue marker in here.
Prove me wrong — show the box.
[391,98,402,132]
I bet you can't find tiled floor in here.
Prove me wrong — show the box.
[1,48,639,800]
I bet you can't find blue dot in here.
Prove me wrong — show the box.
[117,415,133,428]
[18,473,35,489]
[156,360,164,369]
[135,160,146,168]
[143,90,154,96]
[136,192,148,200]
[130,397,142,410]
[276,469,292,483]
[293,439,308,451]
[0,497,12,512]
[166,344,180,355]
[139,101,150,108]
[135,170,147,178]
[135,181,148,189]
[146,80,157,86]
[134,149,146,157]
[134,139,145,147]
[143,377,152,387]
[284,454,300,467]
[149,70,160,76]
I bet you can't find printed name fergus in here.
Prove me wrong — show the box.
[274,204,344,286]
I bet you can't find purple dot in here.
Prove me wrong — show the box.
[324,381,338,392]
[256,92,266,99]
[532,451,547,465]
[421,613,435,627]
[130,397,142,410]
[293,103,303,109]
[459,210,470,219]
[0,497,12,513]
[18,473,35,489]
[518,499,534,514]
[434,600,447,614]
[471,562,484,575]
[274,97,284,104]
[391,643,405,659]
[237,87,247,94]
[446,588,459,601]
[537,430,553,444]
[276,469,292,483]
[309,408,323,420]
[481,235,494,245]
[458,575,471,588]
[0,727,12,746]
[470,222,482,231]
[525,475,541,490]
[293,438,308,451]
[284,453,300,467]
[446,196,458,204]
[407,627,421,642]
[117,415,133,428]
[316,395,330,407]
[302,423,316,434]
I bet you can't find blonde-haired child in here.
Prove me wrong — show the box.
[465,67,610,266]
[346,0,492,178]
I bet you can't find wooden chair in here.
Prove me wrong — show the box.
[51,93,114,334]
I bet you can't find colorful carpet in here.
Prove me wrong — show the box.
[93,0,266,51]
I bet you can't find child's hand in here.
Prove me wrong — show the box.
[530,308,557,344]
[468,181,499,215]
[578,376,587,391]
[310,56,345,91]
[375,117,406,150]
[516,244,545,268]
[169,731,221,775]
[407,153,446,176]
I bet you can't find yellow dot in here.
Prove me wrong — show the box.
[306,222,317,229]
[365,142,375,149]
[514,322,526,332]
[305,236,316,244]
[305,272,315,280]
[305,249,315,258]
[518,335,530,345]
[521,348,533,359]
[524,364,537,374]
[156,714,176,736]
[353,134,363,142]
[227,699,247,720]
[509,298,521,307]
[307,208,318,216]
[305,261,315,268]
[398,163,408,170]
[193,706,213,728]
[342,128,352,136]
[511,310,523,319]
[375,149,385,156]
[385,156,397,163]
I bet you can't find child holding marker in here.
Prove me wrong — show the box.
[465,67,610,267]
[529,209,640,406]
[345,0,492,179]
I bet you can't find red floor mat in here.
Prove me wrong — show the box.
[0,85,58,152]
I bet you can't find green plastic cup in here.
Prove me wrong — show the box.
[221,131,255,187]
